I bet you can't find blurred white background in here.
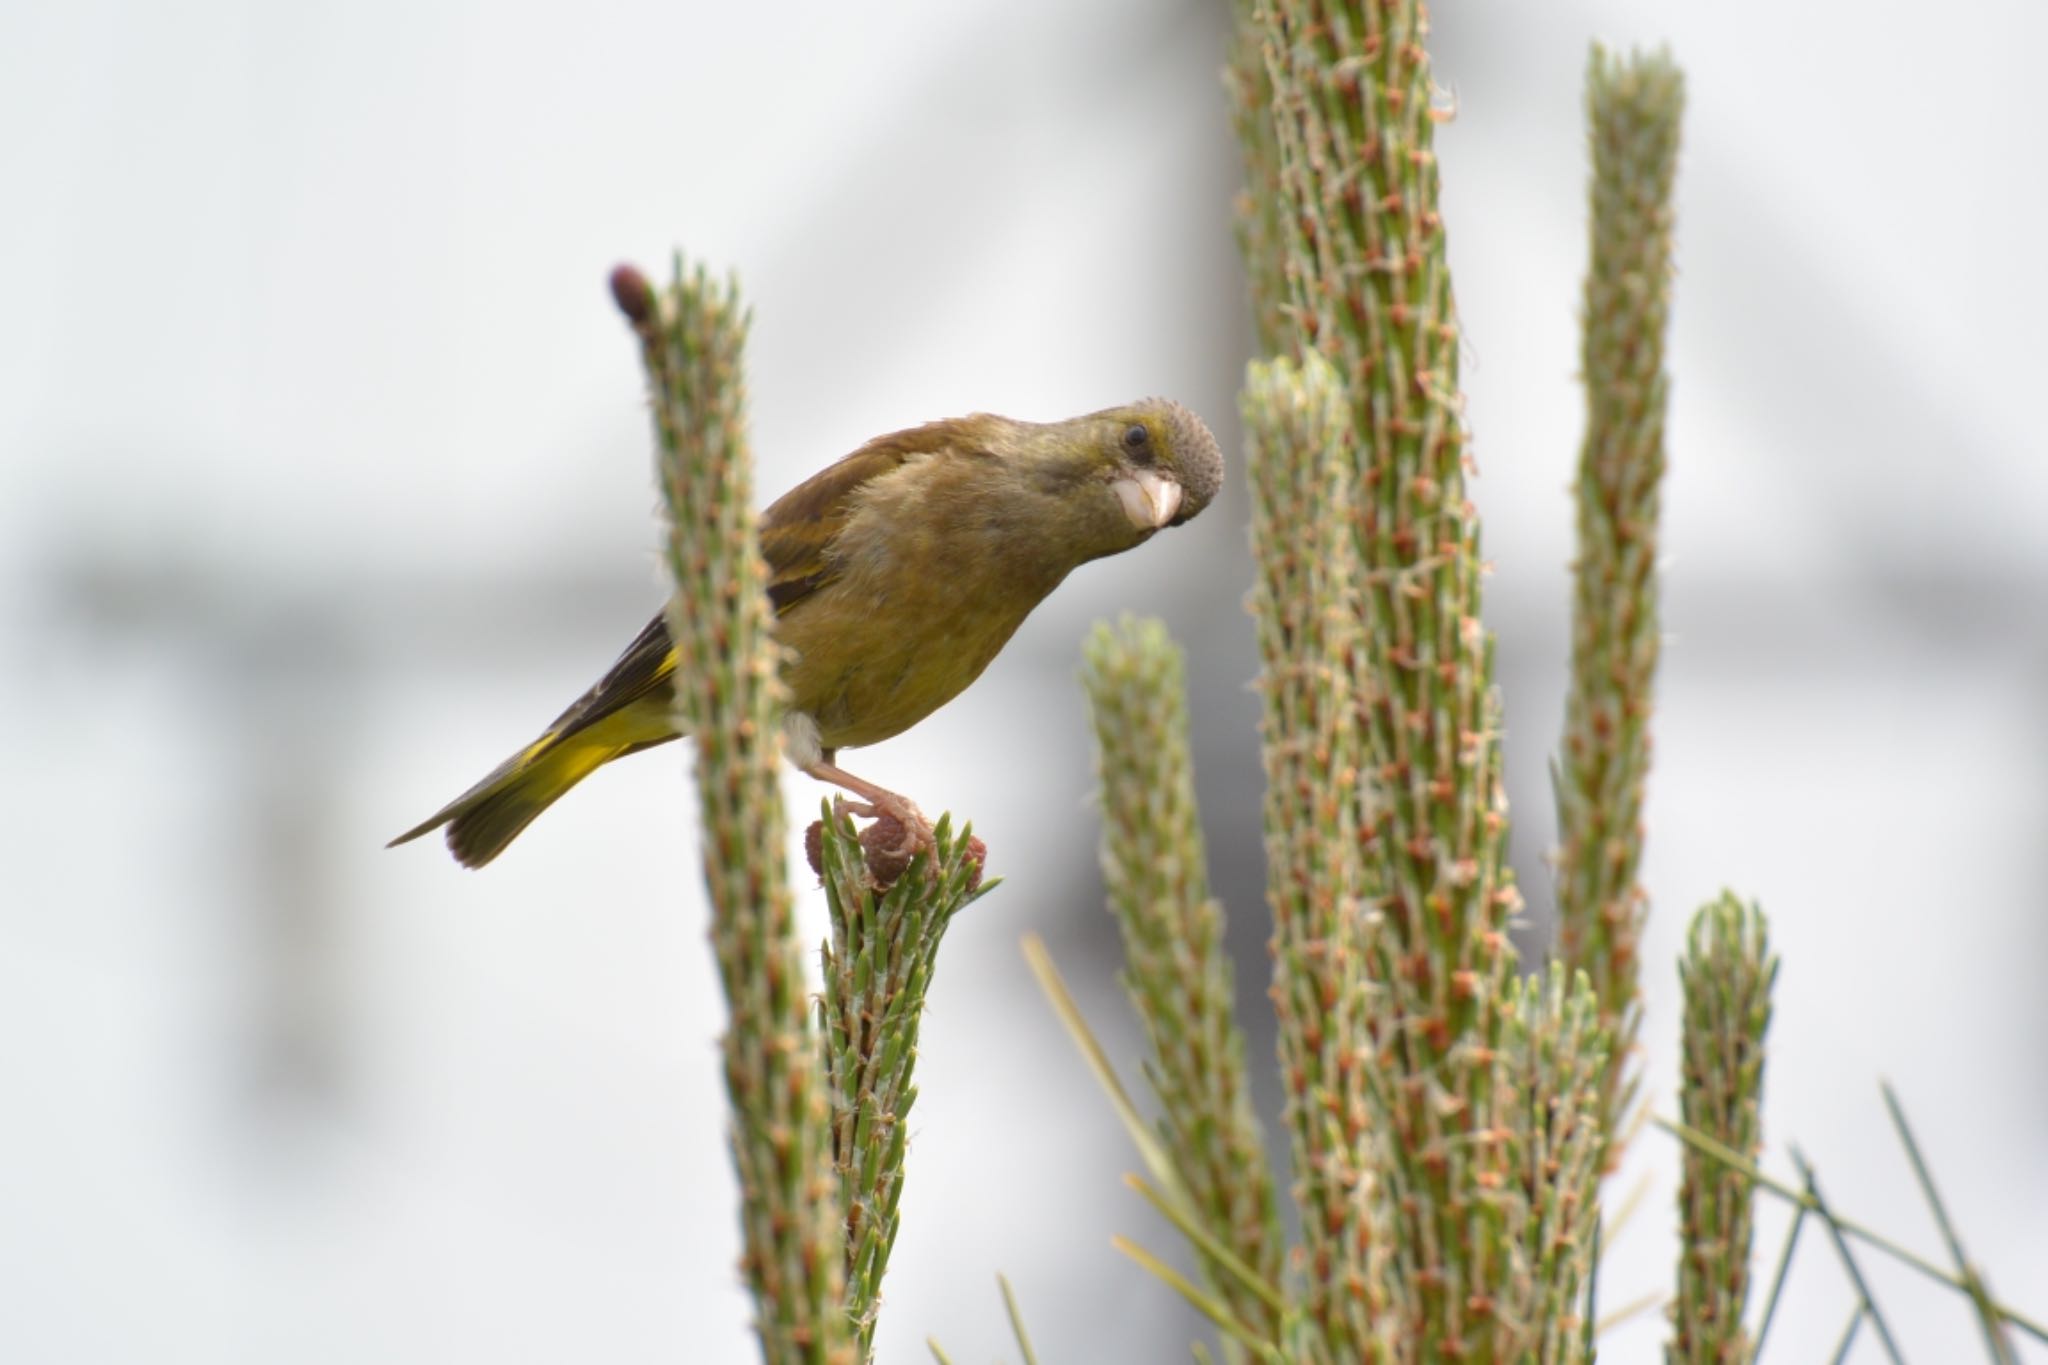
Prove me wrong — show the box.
[4,1,2045,1361]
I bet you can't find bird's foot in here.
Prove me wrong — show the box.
[831,792,934,861]
[804,755,937,887]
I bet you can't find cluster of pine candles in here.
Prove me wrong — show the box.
[615,4,2039,1361]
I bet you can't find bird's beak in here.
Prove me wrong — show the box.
[1112,469,1184,531]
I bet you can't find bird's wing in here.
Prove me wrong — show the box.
[538,424,963,746]
[757,429,947,615]
[534,609,678,743]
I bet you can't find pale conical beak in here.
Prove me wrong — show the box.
[1112,469,1184,530]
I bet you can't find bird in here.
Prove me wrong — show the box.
[389,398,1225,867]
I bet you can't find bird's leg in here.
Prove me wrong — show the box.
[803,755,935,857]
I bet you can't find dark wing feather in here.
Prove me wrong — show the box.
[541,422,963,745]
[538,609,677,741]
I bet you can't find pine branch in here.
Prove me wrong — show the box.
[1668,892,1775,1365]
[1226,0,1292,356]
[1242,351,1392,1362]
[1504,966,1612,1364]
[814,810,993,1358]
[614,260,852,1364]
[1556,44,1686,1164]
[1082,617,1285,1354]
[1255,3,1523,1354]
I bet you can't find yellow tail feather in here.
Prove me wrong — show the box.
[390,733,621,869]
[391,693,683,867]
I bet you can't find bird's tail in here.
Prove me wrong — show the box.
[389,731,629,869]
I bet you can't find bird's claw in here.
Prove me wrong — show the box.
[831,793,934,860]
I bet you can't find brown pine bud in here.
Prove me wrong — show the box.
[608,263,655,328]
[859,815,913,889]
[963,836,988,893]
[803,819,825,879]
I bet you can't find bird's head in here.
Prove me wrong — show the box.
[1097,397,1225,533]
[1002,397,1224,565]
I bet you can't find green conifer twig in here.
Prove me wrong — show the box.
[815,810,993,1357]
[1082,617,1285,1352]
[1255,3,1523,1352]
[1667,892,1774,1365]
[1022,934,1291,1357]
[1555,45,1685,1161]
[1226,0,1292,356]
[1504,966,1612,1364]
[615,260,851,1365]
[1241,351,1390,1362]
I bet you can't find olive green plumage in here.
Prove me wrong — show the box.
[391,398,1224,867]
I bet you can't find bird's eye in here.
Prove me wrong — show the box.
[1122,423,1151,456]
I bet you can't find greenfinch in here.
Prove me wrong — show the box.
[391,399,1224,867]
